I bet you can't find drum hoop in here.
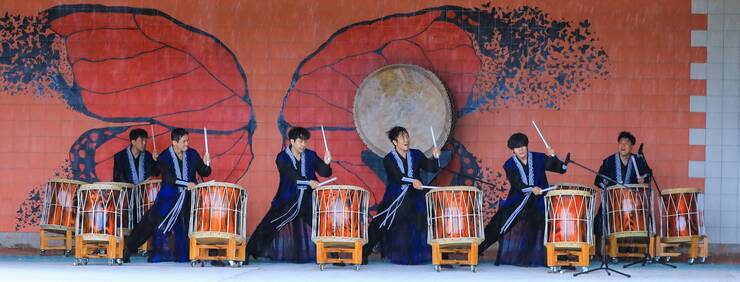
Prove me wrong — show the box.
[79,184,122,192]
[80,234,120,242]
[47,178,87,186]
[661,235,704,243]
[94,182,134,189]
[606,184,649,190]
[426,186,480,193]
[548,242,589,249]
[40,224,73,231]
[192,181,245,191]
[545,190,592,197]
[554,182,595,190]
[429,238,484,245]
[315,185,368,193]
[661,188,701,195]
[190,231,245,242]
[313,236,368,244]
[611,231,652,238]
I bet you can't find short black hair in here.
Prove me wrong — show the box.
[387,126,409,144]
[171,128,189,142]
[288,127,310,141]
[617,131,636,145]
[129,128,148,141]
[507,133,529,149]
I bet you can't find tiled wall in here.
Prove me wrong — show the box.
[690,0,740,244]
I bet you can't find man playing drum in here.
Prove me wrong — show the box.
[593,131,652,251]
[113,128,159,186]
[363,126,441,265]
[246,127,332,263]
[122,128,211,263]
[478,133,567,266]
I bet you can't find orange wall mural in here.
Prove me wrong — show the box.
[0,1,705,233]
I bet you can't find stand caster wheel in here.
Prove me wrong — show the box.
[471,265,477,272]
[227,260,241,268]
[319,264,325,271]
[434,265,441,272]
[581,266,589,273]
[73,259,81,266]
[39,250,46,256]
[190,261,197,267]
[82,258,88,265]
[201,261,206,267]
[355,265,360,271]
[64,250,71,257]
[700,257,707,264]
[688,258,695,265]
[549,266,563,273]
[610,258,619,264]
[115,259,123,266]
[665,256,671,262]
[138,250,147,257]
[653,256,661,262]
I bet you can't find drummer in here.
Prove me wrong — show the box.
[593,131,652,250]
[112,128,160,185]
[363,126,441,265]
[478,133,567,266]
[246,126,332,263]
[123,128,211,263]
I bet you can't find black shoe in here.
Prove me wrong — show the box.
[122,249,132,263]
[361,256,368,265]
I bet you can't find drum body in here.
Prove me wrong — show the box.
[312,185,369,243]
[544,189,594,247]
[95,182,134,232]
[41,178,86,231]
[605,184,652,238]
[658,188,705,242]
[425,186,484,245]
[75,183,124,241]
[189,182,248,241]
[134,179,161,223]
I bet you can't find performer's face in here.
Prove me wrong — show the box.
[392,132,410,152]
[172,134,189,153]
[513,146,528,160]
[290,138,307,154]
[618,138,633,157]
[130,137,147,153]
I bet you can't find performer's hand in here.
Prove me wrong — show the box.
[203,153,211,166]
[324,150,332,165]
[308,180,319,189]
[152,152,158,161]
[187,182,195,189]
[532,186,543,195]
[432,147,441,159]
[412,179,422,190]
[637,176,646,184]
[546,147,556,157]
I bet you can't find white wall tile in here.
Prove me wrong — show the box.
[725,47,740,64]
[725,0,740,12]
[707,79,723,96]
[709,0,726,14]
[707,145,724,160]
[724,78,740,95]
[707,128,724,145]
[706,161,723,177]
[723,63,740,79]
[691,96,707,112]
[690,128,707,145]
[722,130,739,145]
[725,14,740,30]
[722,112,739,128]
[694,0,709,13]
[710,14,725,31]
[709,47,725,63]
[722,211,737,227]
[693,30,709,47]
[723,162,739,177]
[690,160,707,177]
[706,177,723,194]
[691,63,707,80]
[708,63,724,79]
[720,228,736,243]
[722,178,739,194]
[723,146,739,161]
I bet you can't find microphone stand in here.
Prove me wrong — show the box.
[623,145,676,269]
[565,153,631,278]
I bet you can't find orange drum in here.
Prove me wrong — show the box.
[658,188,705,242]
[605,184,652,238]
[76,183,124,240]
[189,182,248,240]
[425,186,484,244]
[544,189,594,247]
[312,185,369,242]
[96,182,134,232]
[41,178,87,231]
[134,179,161,223]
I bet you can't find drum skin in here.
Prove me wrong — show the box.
[42,179,86,229]
[194,184,239,234]
[546,191,588,243]
[606,184,649,235]
[661,188,701,238]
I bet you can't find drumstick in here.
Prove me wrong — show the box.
[150,124,157,153]
[422,185,440,189]
[531,120,551,149]
[630,156,642,180]
[321,125,329,154]
[203,127,210,166]
[430,126,437,148]
[317,177,337,187]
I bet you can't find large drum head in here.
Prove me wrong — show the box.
[354,64,453,157]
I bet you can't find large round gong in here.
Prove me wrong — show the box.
[353,64,453,157]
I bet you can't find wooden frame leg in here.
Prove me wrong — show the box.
[431,243,441,266]
[648,236,655,258]
[39,230,47,252]
[227,237,236,261]
[189,237,197,261]
[469,242,478,266]
[75,235,83,258]
[579,244,589,267]
[608,236,618,258]
[107,236,116,259]
[352,241,362,265]
[65,229,73,252]
[546,244,555,267]
[316,241,326,264]
[689,236,699,260]
[699,236,709,258]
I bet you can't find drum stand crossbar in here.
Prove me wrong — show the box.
[315,240,363,271]
[431,242,479,272]
[546,243,590,272]
[39,228,74,256]
[73,235,124,266]
[189,236,246,267]
[654,235,708,264]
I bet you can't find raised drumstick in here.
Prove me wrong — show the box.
[531,120,551,149]
[203,127,210,166]
[321,125,329,154]
[150,124,157,153]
